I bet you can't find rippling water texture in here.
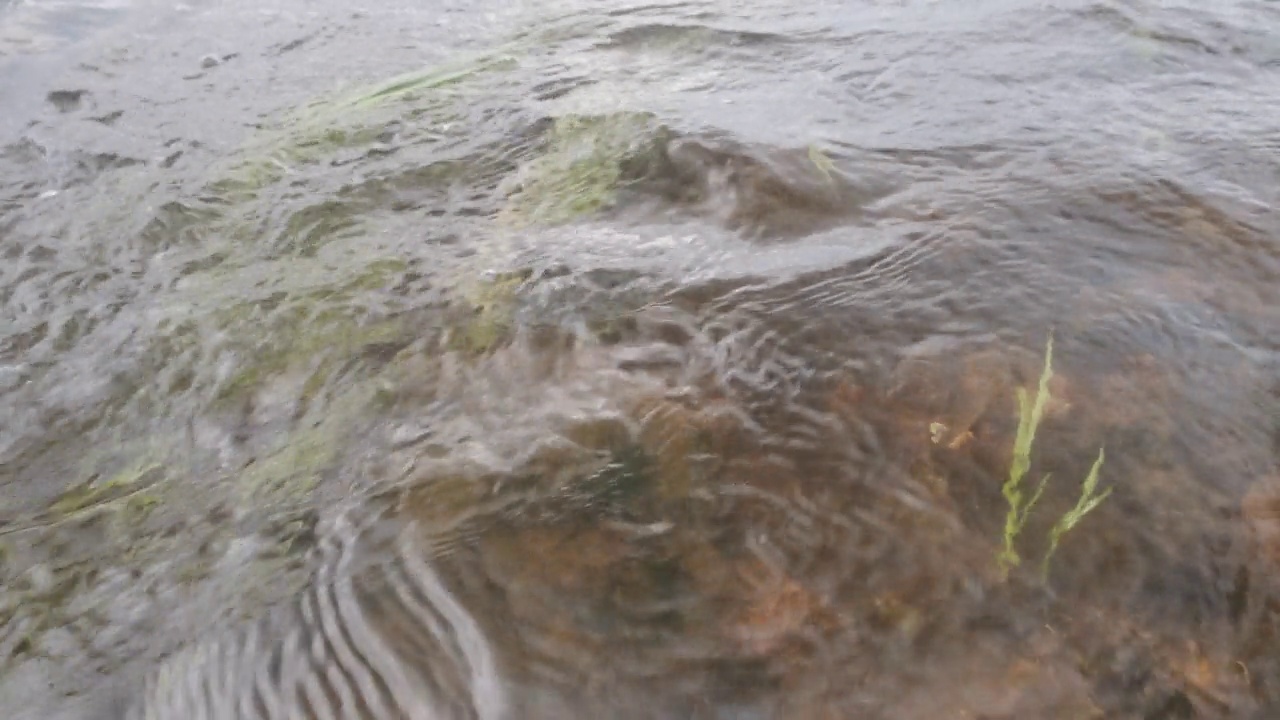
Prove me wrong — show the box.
[1,0,1279,718]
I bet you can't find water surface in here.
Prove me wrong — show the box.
[1,0,1279,718]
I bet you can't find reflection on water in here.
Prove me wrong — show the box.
[0,0,1278,718]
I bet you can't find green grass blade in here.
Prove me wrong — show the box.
[1040,447,1109,583]
[998,334,1055,578]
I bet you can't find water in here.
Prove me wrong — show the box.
[1,0,1278,717]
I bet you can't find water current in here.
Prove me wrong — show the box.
[1,0,1279,718]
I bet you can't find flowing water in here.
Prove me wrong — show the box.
[1,0,1279,717]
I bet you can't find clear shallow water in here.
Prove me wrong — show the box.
[0,0,1278,718]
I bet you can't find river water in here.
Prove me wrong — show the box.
[1,0,1278,718]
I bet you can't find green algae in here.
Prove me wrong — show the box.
[0,406,353,673]
[1040,446,1110,583]
[997,337,1057,577]
[208,52,519,201]
[807,144,838,186]
[344,54,519,109]
[235,416,344,505]
[446,270,530,356]
[499,111,666,227]
[209,285,410,411]
[46,461,164,519]
[997,335,1112,582]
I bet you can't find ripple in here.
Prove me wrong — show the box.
[3,0,1280,716]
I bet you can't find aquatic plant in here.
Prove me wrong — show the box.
[205,51,518,202]
[1040,446,1109,582]
[996,335,1112,581]
[807,144,838,186]
[498,111,664,226]
[446,271,527,355]
[342,54,518,110]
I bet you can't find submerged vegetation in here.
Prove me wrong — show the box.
[209,51,519,200]
[1041,446,1109,582]
[498,111,666,227]
[997,335,1112,582]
